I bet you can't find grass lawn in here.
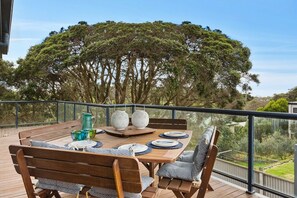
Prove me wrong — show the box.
[236,161,272,170]
[219,150,294,181]
[264,161,294,181]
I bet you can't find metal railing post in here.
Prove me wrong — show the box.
[172,109,176,119]
[132,105,136,114]
[56,101,59,123]
[73,104,76,120]
[87,105,90,113]
[294,144,297,197]
[15,102,19,128]
[247,115,255,194]
[63,102,66,122]
[106,107,110,126]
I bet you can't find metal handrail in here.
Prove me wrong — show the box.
[1,100,296,197]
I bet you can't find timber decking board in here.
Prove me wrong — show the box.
[1,129,265,198]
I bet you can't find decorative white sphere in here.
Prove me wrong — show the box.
[111,110,129,130]
[132,110,149,129]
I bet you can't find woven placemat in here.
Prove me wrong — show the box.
[135,147,152,155]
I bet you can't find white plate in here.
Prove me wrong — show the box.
[96,129,104,134]
[151,139,179,147]
[164,131,187,137]
[68,140,98,149]
[118,143,148,153]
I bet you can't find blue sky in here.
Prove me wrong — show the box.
[3,0,297,97]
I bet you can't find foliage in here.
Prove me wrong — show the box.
[236,119,294,160]
[290,121,297,138]
[226,125,295,181]
[254,119,274,142]
[11,21,258,107]
[232,116,247,122]
[0,60,18,100]
[217,125,247,152]
[244,97,271,110]
[255,132,294,160]
[273,86,297,102]
[257,98,288,112]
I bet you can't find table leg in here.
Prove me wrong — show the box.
[142,162,158,186]
[149,162,157,186]
[149,162,157,177]
[141,162,158,176]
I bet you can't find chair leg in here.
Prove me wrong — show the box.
[158,163,163,182]
[39,190,61,198]
[172,190,186,198]
[52,190,61,198]
[185,186,199,198]
[16,149,36,198]
[196,146,218,198]
[207,184,214,191]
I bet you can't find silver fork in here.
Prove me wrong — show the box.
[129,143,137,151]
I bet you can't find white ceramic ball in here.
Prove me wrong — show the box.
[111,110,129,130]
[132,110,149,129]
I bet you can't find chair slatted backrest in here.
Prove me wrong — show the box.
[197,128,220,198]
[129,118,187,130]
[9,145,143,198]
[19,120,81,145]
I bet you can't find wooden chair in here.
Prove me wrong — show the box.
[147,118,187,130]
[18,120,81,145]
[129,118,187,130]
[158,129,220,198]
[9,145,157,198]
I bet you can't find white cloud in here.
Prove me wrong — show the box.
[12,20,70,32]
[10,38,40,42]
[251,72,297,97]
[251,59,297,73]
[252,46,297,54]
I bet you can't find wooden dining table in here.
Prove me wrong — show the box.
[51,127,192,178]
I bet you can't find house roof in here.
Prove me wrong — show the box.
[0,0,13,58]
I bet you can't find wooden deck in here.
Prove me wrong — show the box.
[0,127,265,198]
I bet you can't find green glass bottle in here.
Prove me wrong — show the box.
[82,113,92,131]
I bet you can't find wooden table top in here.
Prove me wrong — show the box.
[51,128,192,164]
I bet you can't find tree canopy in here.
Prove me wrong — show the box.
[273,86,297,102]
[257,98,288,112]
[10,21,258,107]
[0,59,17,99]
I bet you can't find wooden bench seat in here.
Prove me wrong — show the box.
[9,144,157,198]
[18,120,81,145]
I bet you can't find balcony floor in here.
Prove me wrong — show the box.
[0,127,265,198]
